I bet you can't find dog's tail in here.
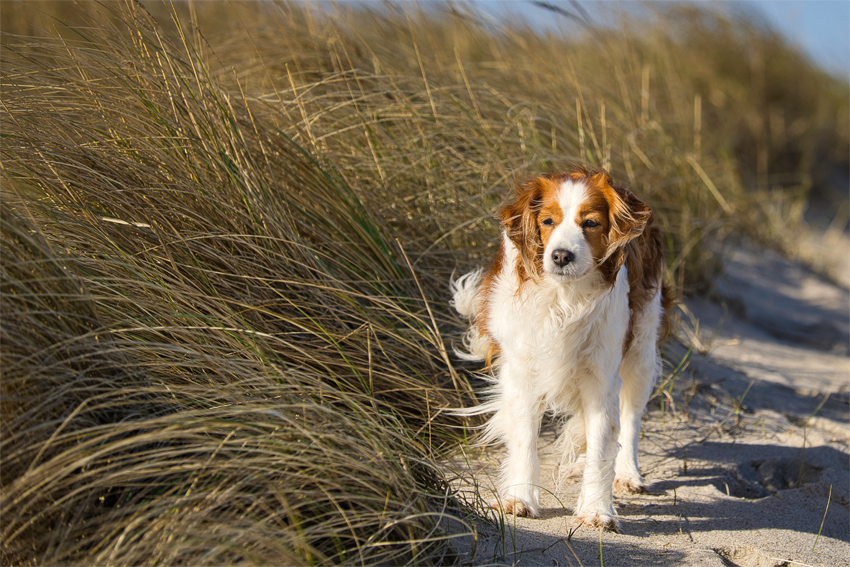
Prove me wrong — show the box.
[450,268,492,362]
[449,268,484,319]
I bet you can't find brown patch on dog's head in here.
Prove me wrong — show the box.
[581,170,651,284]
[498,175,561,280]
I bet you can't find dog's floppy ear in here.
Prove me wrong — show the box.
[498,177,545,278]
[608,183,650,247]
[599,174,651,273]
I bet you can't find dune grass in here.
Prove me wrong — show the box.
[2,4,475,564]
[1,1,847,565]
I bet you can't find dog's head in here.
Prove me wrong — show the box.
[499,166,651,284]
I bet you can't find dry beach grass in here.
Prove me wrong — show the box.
[1,1,847,565]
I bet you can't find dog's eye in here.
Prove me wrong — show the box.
[541,218,554,226]
[582,219,600,228]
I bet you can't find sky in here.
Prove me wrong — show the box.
[473,0,850,80]
[748,0,849,78]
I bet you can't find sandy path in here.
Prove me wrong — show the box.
[447,247,849,566]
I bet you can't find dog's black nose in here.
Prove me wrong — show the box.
[551,249,575,267]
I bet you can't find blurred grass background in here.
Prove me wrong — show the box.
[1,1,847,565]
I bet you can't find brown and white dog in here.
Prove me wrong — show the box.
[452,166,673,531]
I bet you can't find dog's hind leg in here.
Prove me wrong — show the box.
[554,412,587,486]
[615,292,663,494]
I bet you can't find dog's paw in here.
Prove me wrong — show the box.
[491,498,539,518]
[573,510,620,532]
[613,476,647,495]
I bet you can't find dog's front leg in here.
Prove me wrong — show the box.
[573,376,620,531]
[491,361,542,518]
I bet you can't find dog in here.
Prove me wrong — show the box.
[451,165,673,531]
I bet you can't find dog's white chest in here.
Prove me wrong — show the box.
[489,271,624,370]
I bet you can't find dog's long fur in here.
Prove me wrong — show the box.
[451,166,674,531]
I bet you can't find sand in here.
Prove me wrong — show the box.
[446,245,849,566]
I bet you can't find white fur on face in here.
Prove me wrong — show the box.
[542,179,594,280]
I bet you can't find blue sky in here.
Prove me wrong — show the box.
[471,1,850,79]
[749,0,849,78]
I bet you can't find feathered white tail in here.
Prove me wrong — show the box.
[449,268,483,319]
[449,268,491,362]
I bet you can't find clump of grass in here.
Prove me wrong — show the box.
[2,4,473,564]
